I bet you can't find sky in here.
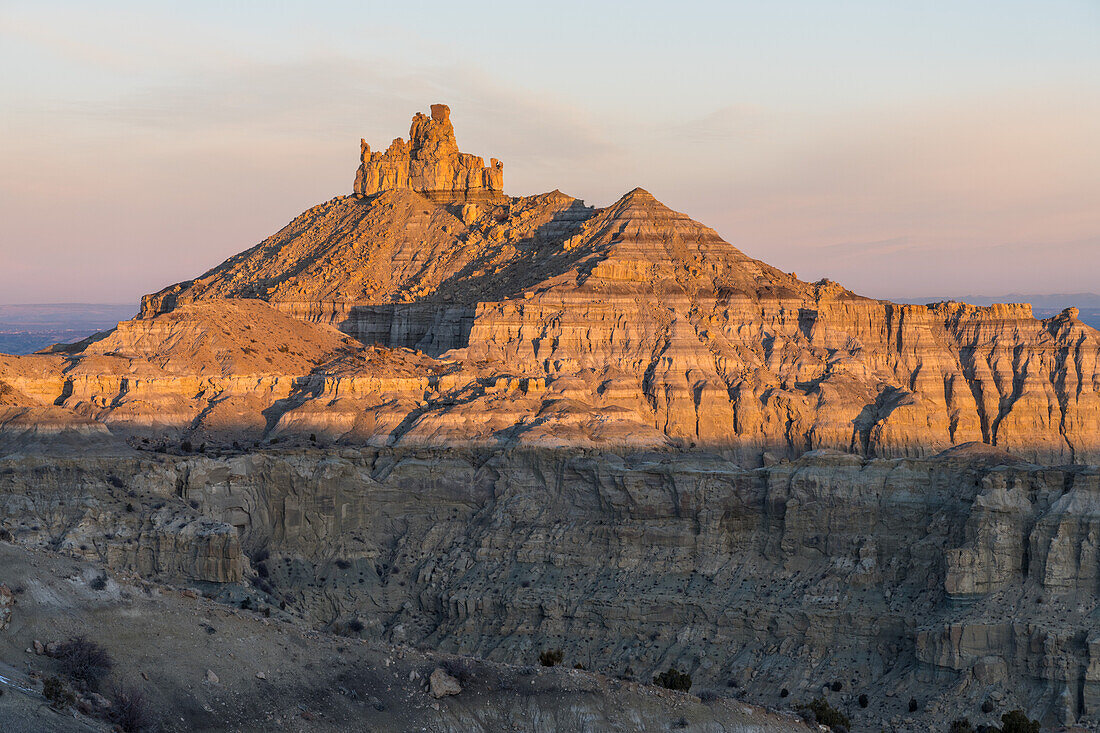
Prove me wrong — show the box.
[1,0,1098,305]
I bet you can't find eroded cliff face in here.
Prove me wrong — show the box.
[5,187,1097,464]
[1,106,1078,464]
[1,446,1096,728]
[353,104,504,204]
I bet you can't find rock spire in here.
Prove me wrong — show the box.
[353,104,505,204]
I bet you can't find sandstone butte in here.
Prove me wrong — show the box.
[0,104,1096,464]
[2,104,1100,731]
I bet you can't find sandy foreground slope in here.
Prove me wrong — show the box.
[0,542,802,732]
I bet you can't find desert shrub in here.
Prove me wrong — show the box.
[999,710,1040,733]
[442,657,477,685]
[653,668,691,692]
[780,687,789,698]
[89,572,108,591]
[109,685,153,732]
[981,699,995,714]
[697,689,719,702]
[858,693,869,708]
[346,618,364,634]
[573,662,585,670]
[672,716,689,729]
[180,440,192,453]
[797,697,851,731]
[335,559,351,570]
[909,697,919,712]
[949,719,975,733]
[54,636,113,689]
[43,675,75,709]
[538,648,563,667]
[830,680,843,692]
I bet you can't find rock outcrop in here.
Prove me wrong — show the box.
[353,104,504,204]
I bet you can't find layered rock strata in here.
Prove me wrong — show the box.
[1,445,1097,728]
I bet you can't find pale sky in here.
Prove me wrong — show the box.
[1,1,1098,304]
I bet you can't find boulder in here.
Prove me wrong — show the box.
[428,667,461,698]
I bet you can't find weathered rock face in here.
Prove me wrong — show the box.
[353,104,504,204]
[1,445,1097,728]
[0,457,244,583]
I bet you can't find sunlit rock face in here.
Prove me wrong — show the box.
[353,104,504,204]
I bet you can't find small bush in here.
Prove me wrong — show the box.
[573,663,585,670]
[858,693,869,708]
[981,699,995,714]
[1000,710,1040,733]
[796,697,851,731]
[780,687,789,698]
[181,440,192,453]
[89,573,108,591]
[909,697,919,712]
[54,636,114,689]
[442,657,477,685]
[949,719,975,733]
[698,689,719,702]
[43,675,75,709]
[830,680,843,692]
[109,685,153,732]
[335,559,351,570]
[346,618,364,634]
[538,648,563,667]
[653,668,692,692]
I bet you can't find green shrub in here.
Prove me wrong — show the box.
[796,697,850,731]
[538,648,563,667]
[653,668,692,692]
[1000,710,1040,733]
[43,675,75,709]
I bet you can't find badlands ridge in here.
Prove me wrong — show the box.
[2,104,1098,463]
[1,105,1099,730]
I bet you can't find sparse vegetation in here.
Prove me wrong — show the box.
[830,680,843,691]
[346,618,364,634]
[653,667,691,692]
[858,693,869,708]
[442,657,477,685]
[949,719,975,733]
[999,710,1041,733]
[909,697,919,712]
[54,636,114,689]
[780,687,789,698]
[538,648,563,667]
[90,572,108,590]
[796,697,850,732]
[43,675,75,709]
[108,685,153,732]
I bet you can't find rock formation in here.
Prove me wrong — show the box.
[353,104,504,204]
[2,103,1099,730]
